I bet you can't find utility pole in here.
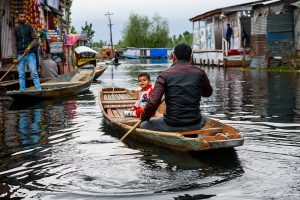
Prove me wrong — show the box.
[105,12,114,58]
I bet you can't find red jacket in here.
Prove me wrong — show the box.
[134,84,153,117]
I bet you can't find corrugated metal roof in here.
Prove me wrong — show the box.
[189,9,221,22]
[262,0,281,5]
[189,0,267,22]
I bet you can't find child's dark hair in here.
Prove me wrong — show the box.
[138,73,151,81]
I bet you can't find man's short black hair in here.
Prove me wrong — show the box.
[174,43,192,61]
[138,72,151,81]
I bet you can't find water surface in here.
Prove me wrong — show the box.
[0,60,299,199]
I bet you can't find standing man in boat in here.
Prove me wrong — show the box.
[11,11,42,92]
[140,43,213,132]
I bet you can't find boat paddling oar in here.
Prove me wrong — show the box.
[120,120,142,141]
[0,52,27,82]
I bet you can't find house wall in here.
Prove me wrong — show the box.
[251,3,297,58]
[191,17,223,65]
[0,0,12,59]
[251,6,268,57]
[192,17,216,51]
[214,16,223,50]
[267,12,294,57]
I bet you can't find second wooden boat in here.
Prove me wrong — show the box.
[94,65,107,81]
[5,68,95,100]
[98,87,244,152]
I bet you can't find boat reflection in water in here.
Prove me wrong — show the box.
[0,98,78,199]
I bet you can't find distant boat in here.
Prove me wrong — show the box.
[94,65,108,80]
[98,87,244,151]
[5,68,95,100]
[105,61,121,66]
[74,46,98,67]
[122,47,172,59]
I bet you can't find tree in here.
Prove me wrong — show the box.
[168,31,193,47]
[81,21,95,46]
[148,14,169,48]
[122,12,150,47]
[120,13,191,48]
[92,40,107,48]
[70,26,77,34]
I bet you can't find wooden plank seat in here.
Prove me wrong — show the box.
[102,100,137,104]
[103,94,135,101]
[102,90,127,94]
[107,108,129,118]
[103,104,134,109]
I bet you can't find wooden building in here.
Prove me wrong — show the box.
[250,0,300,67]
[189,1,264,67]
[190,0,300,68]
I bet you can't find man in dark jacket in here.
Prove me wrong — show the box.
[11,12,41,91]
[140,43,213,132]
[226,23,233,50]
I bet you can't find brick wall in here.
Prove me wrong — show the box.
[250,34,267,57]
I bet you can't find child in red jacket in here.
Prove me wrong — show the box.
[124,73,153,117]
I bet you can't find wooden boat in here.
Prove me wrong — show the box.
[74,46,98,67]
[0,78,52,92]
[94,65,108,81]
[105,61,121,66]
[98,87,244,152]
[5,68,95,100]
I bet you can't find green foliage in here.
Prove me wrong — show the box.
[122,12,150,47]
[120,12,192,48]
[81,21,95,46]
[70,26,77,34]
[122,12,169,48]
[148,14,169,48]
[170,31,193,47]
[92,40,107,48]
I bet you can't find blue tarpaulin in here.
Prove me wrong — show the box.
[150,49,167,57]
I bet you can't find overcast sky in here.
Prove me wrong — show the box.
[71,0,255,43]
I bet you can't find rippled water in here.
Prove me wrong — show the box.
[0,60,299,199]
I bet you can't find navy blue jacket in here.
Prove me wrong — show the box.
[226,27,233,40]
